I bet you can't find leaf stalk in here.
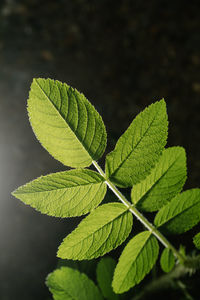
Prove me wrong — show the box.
[92,160,185,263]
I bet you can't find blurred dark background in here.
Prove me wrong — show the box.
[1,0,200,299]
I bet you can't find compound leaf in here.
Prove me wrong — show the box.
[46,266,103,300]
[154,189,200,234]
[112,231,159,294]
[131,147,187,211]
[96,257,119,300]
[28,78,107,168]
[57,203,133,260]
[12,169,107,217]
[105,99,168,187]
[193,232,200,250]
[160,248,175,273]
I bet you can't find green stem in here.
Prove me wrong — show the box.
[131,264,191,300]
[92,160,185,263]
[176,280,194,300]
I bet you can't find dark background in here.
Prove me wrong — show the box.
[1,0,200,299]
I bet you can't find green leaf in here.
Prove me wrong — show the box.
[193,232,200,250]
[183,255,200,270]
[160,248,175,273]
[105,99,168,187]
[131,147,187,212]
[12,169,107,217]
[28,78,107,168]
[57,259,97,280]
[154,189,200,234]
[179,244,186,257]
[46,266,103,300]
[112,231,159,294]
[96,257,119,300]
[57,203,133,260]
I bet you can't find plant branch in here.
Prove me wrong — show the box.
[176,280,194,300]
[92,160,185,263]
[130,264,192,300]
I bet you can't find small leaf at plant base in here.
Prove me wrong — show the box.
[112,231,159,294]
[28,78,107,168]
[105,99,168,187]
[193,232,200,250]
[96,257,119,300]
[154,189,200,234]
[46,266,103,300]
[12,169,107,217]
[57,203,133,260]
[160,248,175,273]
[131,147,187,212]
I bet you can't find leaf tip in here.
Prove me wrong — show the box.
[160,97,166,103]
[11,189,17,197]
[31,77,43,89]
[155,98,167,115]
[11,186,21,198]
[112,279,129,295]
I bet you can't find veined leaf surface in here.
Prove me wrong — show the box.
[28,78,107,168]
[57,203,133,260]
[96,257,119,300]
[131,147,187,211]
[160,248,175,273]
[105,100,168,187]
[46,266,103,300]
[154,189,200,234]
[12,169,107,217]
[112,231,159,294]
[193,232,200,250]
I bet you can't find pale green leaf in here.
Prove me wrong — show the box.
[96,257,119,300]
[160,248,175,273]
[12,169,107,217]
[193,232,200,250]
[154,189,200,234]
[28,78,107,168]
[57,203,133,260]
[46,266,103,300]
[112,231,159,294]
[131,147,187,212]
[105,99,168,187]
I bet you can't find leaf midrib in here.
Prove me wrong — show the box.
[110,109,159,177]
[34,79,91,160]
[14,180,105,194]
[61,208,129,250]
[157,198,200,227]
[136,151,184,204]
[119,233,151,289]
